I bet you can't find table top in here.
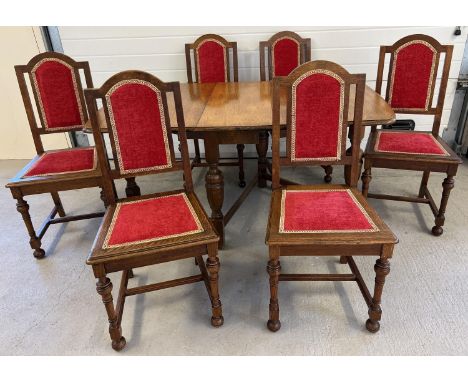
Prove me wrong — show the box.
[84,81,395,133]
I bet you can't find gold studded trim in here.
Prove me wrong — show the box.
[388,40,437,111]
[105,79,172,175]
[22,147,97,178]
[102,193,204,249]
[290,69,344,162]
[279,189,379,234]
[31,58,85,131]
[374,131,450,156]
[271,37,301,77]
[195,39,228,83]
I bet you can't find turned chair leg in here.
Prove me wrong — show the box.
[206,243,224,327]
[15,196,45,259]
[237,144,246,188]
[50,192,66,217]
[267,247,281,332]
[361,161,372,198]
[366,257,390,333]
[125,177,141,197]
[96,276,126,351]
[322,165,333,183]
[432,175,455,236]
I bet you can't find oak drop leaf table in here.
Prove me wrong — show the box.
[84,81,395,248]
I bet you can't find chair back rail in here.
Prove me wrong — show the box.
[185,34,238,83]
[374,34,453,135]
[271,60,365,189]
[85,71,193,205]
[259,31,311,81]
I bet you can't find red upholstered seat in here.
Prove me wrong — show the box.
[23,147,96,177]
[273,37,300,77]
[103,193,204,248]
[279,189,378,233]
[375,131,449,156]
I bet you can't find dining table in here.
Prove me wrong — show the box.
[84,81,396,249]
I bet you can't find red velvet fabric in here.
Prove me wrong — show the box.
[109,83,170,172]
[293,73,342,160]
[273,38,300,77]
[34,60,83,129]
[105,194,202,247]
[281,190,375,232]
[24,147,95,177]
[389,42,435,109]
[376,131,448,155]
[197,40,226,83]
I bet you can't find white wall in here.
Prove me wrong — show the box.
[0,27,70,159]
[58,26,468,155]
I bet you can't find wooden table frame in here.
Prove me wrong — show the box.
[84,81,395,249]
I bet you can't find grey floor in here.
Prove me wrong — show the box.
[1,157,467,355]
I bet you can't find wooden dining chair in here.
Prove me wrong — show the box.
[362,34,461,236]
[185,34,246,187]
[5,52,105,259]
[265,60,397,333]
[85,70,222,351]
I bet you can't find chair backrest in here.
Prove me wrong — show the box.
[15,52,93,154]
[259,31,311,81]
[375,34,453,135]
[85,71,193,205]
[271,60,366,189]
[185,34,238,83]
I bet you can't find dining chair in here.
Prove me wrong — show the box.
[362,34,461,236]
[85,70,222,351]
[185,34,246,187]
[265,60,397,333]
[5,52,105,259]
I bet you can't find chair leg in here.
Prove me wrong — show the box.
[267,247,281,332]
[50,192,66,217]
[206,243,224,327]
[361,160,372,198]
[125,177,141,197]
[15,196,45,259]
[322,165,333,183]
[237,144,246,188]
[127,269,134,278]
[96,276,126,351]
[366,257,390,333]
[432,175,455,236]
[418,170,430,198]
[193,139,201,163]
[339,256,348,264]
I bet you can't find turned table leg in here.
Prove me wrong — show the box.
[237,144,246,188]
[432,175,455,236]
[204,135,225,249]
[125,177,141,197]
[256,130,269,188]
[96,276,126,351]
[322,165,333,183]
[267,246,281,332]
[366,256,391,333]
[14,195,45,259]
[207,242,224,327]
[361,159,372,198]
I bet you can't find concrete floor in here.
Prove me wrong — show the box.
[1,157,467,355]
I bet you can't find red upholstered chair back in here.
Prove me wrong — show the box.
[85,71,193,205]
[185,34,238,83]
[260,31,311,81]
[271,60,366,189]
[376,34,453,136]
[15,52,93,154]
